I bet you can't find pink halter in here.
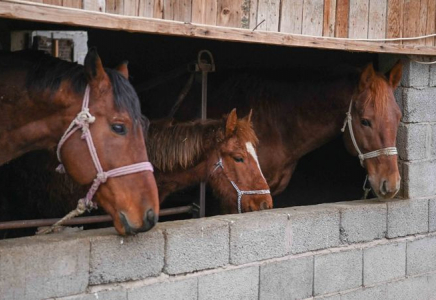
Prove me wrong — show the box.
[56,85,154,211]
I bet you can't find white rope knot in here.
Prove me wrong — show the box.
[76,108,96,124]
[56,164,66,174]
[97,172,108,183]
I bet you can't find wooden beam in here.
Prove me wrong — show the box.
[1,0,436,55]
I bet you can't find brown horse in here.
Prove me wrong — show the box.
[0,49,159,235]
[173,61,403,199]
[148,109,272,213]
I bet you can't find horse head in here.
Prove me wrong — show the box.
[58,49,159,234]
[209,109,273,213]
[343,61,403,199]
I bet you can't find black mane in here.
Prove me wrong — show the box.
[3,50,142,122]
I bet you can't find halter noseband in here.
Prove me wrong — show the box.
[56,85,154,211]
[212,157,270,214]
[341,99,398,167]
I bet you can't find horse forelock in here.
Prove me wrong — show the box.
[361,75,391,118]
[148,117,258,172]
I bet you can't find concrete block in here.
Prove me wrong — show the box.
[431,124,436,159]
[56,290,127,300]
[402,60,430,87]
[341,285,388,300]
[128,278,197,300]
[314,249,362,295]
[217,211,290,265]
[430,198,436,232]
[259,256,313,300]
[429,272,436,300]
[89,227,164,285]
[314,295,341,300]
[430,64,436,87]
[198,266,259,300]
[386,198,429,238]
[386,275,429,300]
[402,87,436,123]
[335,200,387,244]
[403,160,436,198]
[162,217,229,275]
[363,242,406,285]
[394,87,403,113]
[279,205,340,254]
[0,235,89,300]
[407,235,436,275]
[397,123,429,161]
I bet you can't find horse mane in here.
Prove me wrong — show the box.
[1,50,142,122]
[147,117,258,172]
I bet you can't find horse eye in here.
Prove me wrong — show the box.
[233,157,244,163]
[361,119,371,127]
[111,124,127,135]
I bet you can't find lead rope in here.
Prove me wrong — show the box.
[341,99,398,199]
[212,157,270,213]
[38,85,154,234]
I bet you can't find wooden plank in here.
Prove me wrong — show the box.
[349,0,369,38]
[426,0,436,45]
[280,0,304,34]
[63,0,82,9]
[301,0,323,36]
[217,0,243,28]
[83,0,105,12]
[153,0,163,18]
[368,0,387,39]
[417,0,428,45]
[173,0,191,22]
[335,0,349,37]
[139,0,154,17]
[3,0,436,55]
[124,0,139,15]
[25,0,44,3]
[162,0,174,20]
[248,0,258,29]
[43,0,62,5]
[256,0,280,31]
[106,0,124,14]
[323,0,336,37]
[403,0,421,45]
[192,0,217,25]
[386,0,403,44]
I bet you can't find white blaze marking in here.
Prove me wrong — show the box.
[246,142,266,180]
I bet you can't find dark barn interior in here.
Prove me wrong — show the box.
[0,18,376,237]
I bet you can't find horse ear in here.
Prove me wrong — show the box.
[84,47,108,85]
[115,60,129,79]
[245,109,253,123]
[387,60,403,88]
[226,108,238,137]
[359,63,375,92]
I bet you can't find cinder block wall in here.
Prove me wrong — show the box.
[2,58,436,300]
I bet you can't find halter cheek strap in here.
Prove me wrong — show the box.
[212,157,270,214]
[55,85,153,212]
[341,99,398,167]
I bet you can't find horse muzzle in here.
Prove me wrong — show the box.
[119,209,158,235]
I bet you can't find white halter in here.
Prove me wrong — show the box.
[341,100,398,167]
[212,157,270,214]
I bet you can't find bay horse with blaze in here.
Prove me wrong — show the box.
[0,49,159,235]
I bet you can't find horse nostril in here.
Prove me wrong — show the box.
[141,209,158,232]
[119,212,134,235]
[380,180,388,195]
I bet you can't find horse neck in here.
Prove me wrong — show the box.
[0,85,83,165]
[150,120,222,202]
[259,77,356,161]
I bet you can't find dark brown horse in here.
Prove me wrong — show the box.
[0,49,159,235]
[172,61,403,199]
[148,109,272,213]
